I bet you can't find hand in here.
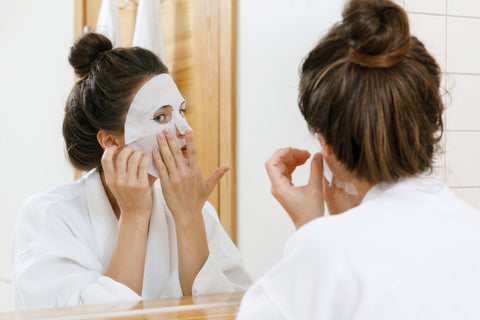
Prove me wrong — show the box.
[265,147,325,229]
[152,129,229,224]
[101,146,152,220]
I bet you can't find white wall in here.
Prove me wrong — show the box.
[0,0,75,311]
[236,0,346,280]
[237,0,480,282]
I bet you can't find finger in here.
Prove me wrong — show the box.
[152,147,170,183]
[265,148,294,189]
[278,148,311,167]
[116,147,135,179]
[185,130,200,170]
[266,148,310,185]
[205,166,230,196]
[101,147,118,182]
[157,133,178,175]
[127,150,144,182]
[308,152,324,189]
[163,128,187,171]
[138,154,150,185]
[266,148,310,176]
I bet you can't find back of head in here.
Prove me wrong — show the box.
[299,0,443,184]
[63,33,168,171]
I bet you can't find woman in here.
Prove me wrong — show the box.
[11,33,251,310]
[237,0,480,319]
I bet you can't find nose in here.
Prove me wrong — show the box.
[175,125,184,138]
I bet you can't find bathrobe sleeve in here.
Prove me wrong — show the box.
[191,202,252,295]
[11,196,140,310]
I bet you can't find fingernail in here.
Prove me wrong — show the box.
[153,148,159,155]
[163,128,171,135]
[185,129,193,136]
[314,153,322,161]
[158,133,165,140]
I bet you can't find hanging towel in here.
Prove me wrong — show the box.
[132,0,167,64]
[96,0,122,47]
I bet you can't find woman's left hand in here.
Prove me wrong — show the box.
[152,129,230,224]
[265,147,325,229]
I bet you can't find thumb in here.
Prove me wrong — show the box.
[205,165,231,195]
[308,153,324,189]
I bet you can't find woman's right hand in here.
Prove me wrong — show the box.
[101,146,153,220]
[102,146,153,295]
[265,147,325,230]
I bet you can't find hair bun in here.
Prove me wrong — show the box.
[68,33,113,78]
[342,0,411,68]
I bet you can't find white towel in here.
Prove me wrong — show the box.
[132,0,167,64]
[96,0,122,47]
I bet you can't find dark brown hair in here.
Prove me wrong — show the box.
[299,0,443,184]
[63,32,168,171]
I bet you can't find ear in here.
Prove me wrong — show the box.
[323,144,334,158]
[317,133,334,158]
[97,130,123,150]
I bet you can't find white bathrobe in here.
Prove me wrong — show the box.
[237,173,480,320]
[11,169,251,310]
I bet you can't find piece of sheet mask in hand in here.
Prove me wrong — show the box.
[125,74,192,177]
[302,130,358,196]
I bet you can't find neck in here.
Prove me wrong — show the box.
[324,157,374,215]
[100,170,157,220]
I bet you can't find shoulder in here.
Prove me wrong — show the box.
[251,217,362,319]
[19,177,86,220]
[237,280,286,320]
[13,176,89,249]
[284,209,367,257]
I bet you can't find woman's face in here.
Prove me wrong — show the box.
[124,74,193,177]
[152,103,188,158]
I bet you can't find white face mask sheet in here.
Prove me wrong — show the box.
[303,131,358,196]
[124,74,192,177]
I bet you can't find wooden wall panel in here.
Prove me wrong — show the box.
[192,0,221,217]
[74,0,237,241]
[218,0,237,241]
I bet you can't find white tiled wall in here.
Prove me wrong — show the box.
[447,17,480,74]
[400,0,480,209]
[447,0,480,17]
[405,0,446,15]
[408,13,446,70]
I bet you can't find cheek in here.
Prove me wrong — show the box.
[159,121,177,134]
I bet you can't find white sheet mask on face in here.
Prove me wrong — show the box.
[304,132,358,196]
[125,74,192,177]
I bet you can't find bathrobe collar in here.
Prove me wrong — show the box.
[361,172,445,205]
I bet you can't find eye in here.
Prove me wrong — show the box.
[153,113,166,123]
[179,109,186,117]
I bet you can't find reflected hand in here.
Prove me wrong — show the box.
[265,147,325,229]
[101,146,153,220]
[152,129,229,224]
